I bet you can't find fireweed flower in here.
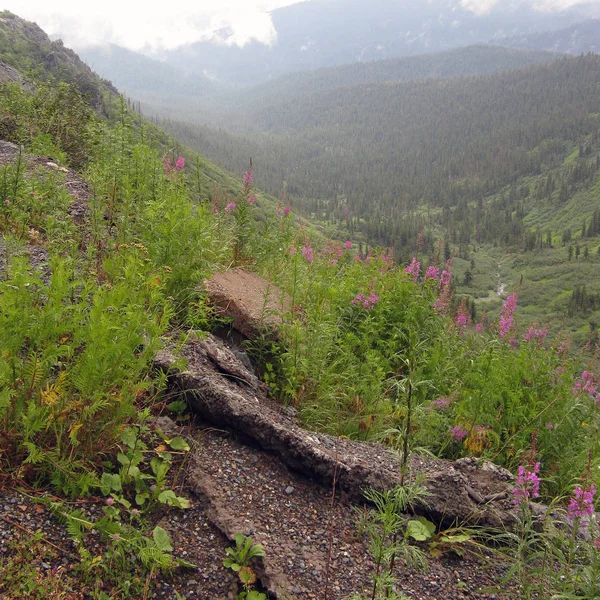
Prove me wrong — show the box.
[427,396,450,411]
[174,156,185,171]
[302,245,314,262]
[568,484,596,522]
[352,292,379,309]
[524,326,548,345]
[225,202,237,213]
[439,269,451,288]
[499,294,518,338]
[513,462,541,506]
[475,323,484,332]
[456,315,467,329]
[283,205,291,217]
[405,257,420,282]
[248,195,256,205]
[450,425,468,442]
[243,171,253,186]
[344,240,352,249]
[289,246,297,256]
[425,265,439,281]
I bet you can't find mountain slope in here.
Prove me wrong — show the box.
[496,19,600,55]
[78,43,219,99]
[159,0,586,84]
[0,10,117,109]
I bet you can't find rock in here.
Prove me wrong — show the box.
[285,486,295,496]
[154,334,520,531]
[203,269,292,339]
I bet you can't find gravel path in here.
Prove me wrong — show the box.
[0,416,521,600]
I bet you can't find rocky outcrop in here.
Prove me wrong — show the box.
[203,269,292,339]
[155,332,519,530]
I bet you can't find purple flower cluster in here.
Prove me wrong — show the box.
[523,326,548,345]
[405,257,420,282]
[427,396,451,411]
[225,202,236,214]
[425,265,439,280]
[450,425,468,442]
[568,484,596,521]
[302,245,314,262]
[573,371,600,406]
[513,462,541,506]
[352,292,379,309]
[499,294,518,339]
[243,170,253,186]
[456,314,467,329]
[163,156,185,176]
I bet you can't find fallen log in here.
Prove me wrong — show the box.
[155,332,521,530]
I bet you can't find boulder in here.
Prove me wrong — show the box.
[203,269,291,339]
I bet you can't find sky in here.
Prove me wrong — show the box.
[3,0,600,52]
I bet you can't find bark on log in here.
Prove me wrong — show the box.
[154,333,521,530]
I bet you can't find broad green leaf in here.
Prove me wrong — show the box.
[406,519,434,541]
[167,437,190,452]
[153,526,173,552]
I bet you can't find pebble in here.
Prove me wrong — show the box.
[285,486,295,495]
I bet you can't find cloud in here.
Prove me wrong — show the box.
[460,0,600,14]
[460,0,500,15]
[2,0,300,51]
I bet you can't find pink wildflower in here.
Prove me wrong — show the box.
[450,425,468,442]
[174,156,185,171]
[225,202,236,214]
[499,294,518,338]
[428,396,450,411]
[283,205,291,217]
[352,292,379,309]
[546,421,553,429]
[475,323,484,332]
[568,484,596,522]
[289,246,297,256]
[439,269,451,287]
[112,534,120,541]
[405,257,420,282]
[425,265,439,281]
[344,240,352,250]
[4,199,9,206]
[105,497,115,506]
[243,171,253,186]
[513,462,541,506]
[352,294,365,306]
[524,327,548,345]
[302,245,314,262]
[329,259,338,265]
[456,315,467,329]
[248,195,256,205]
[163,156,171,175]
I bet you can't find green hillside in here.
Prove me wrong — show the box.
[1,12,600,600]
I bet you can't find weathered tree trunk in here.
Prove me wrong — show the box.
[155,333,521,530]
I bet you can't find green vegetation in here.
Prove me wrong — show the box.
[0,11,599,599]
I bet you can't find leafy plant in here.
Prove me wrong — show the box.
[223,534,267,600]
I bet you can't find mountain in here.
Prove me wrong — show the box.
[78,43,220,99]
[496,19,600,55]
[85,43,560,129]
[158,0,586,85]
[0,10,117,109]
